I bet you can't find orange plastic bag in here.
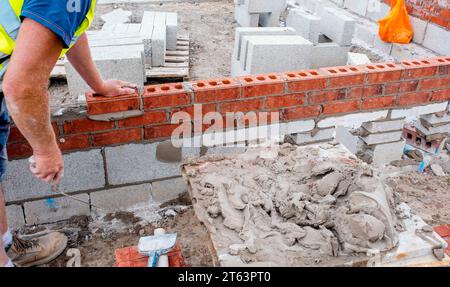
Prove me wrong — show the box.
[378,0,413,44]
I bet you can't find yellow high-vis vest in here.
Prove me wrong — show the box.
[0,0,97,76]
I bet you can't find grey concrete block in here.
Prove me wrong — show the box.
[88,33,143,48]
[4,150,105,203]
[295,128,335,144]
[151,177,188,203]
[166,12,178,51]
[372,140,405,165]
[59,150,106,194]
[232,27,296,62]
[414,121,450,136]
[410,16,427,44]
[354,23,377,47]
[242,35,313,74]
[110,23,141,34]
[347,52,371,65]
[205,145,247,156]
[366,1,390,22]
[24,194,90,225]
[151,12,167,67]
[244,0,281,13]
[90,184,153,211]
[361,119,405,133]
[420,113,450,127]
[390,43,436,62]
[329,0,344,7]
[344,0,369,16]
[141,11,156,65]
[65,44,145,97]
[373,35,392,55]
[360,130,403,145]
[319,6,355,46]
[235,4,260,27]
[423,23,450,56]
[6,205,25,229]
[259,11,283,27]
[105,143,199,186]
[310,43,350,69]
[335,126,359,154]
[101,8,131,24]
[287,8,321,44]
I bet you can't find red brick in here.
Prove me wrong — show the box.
[63,118,115,134]
[118,111,167,128]
[284,70,327,92]
[398,92,430,106]
[220,98,264,114]
[8,126,26,143]
[347,87,363,99]
[430,90,450,102]
[238,74,285,98]
[321,66,366,88]
[322,100,360,115]
[402,59,437,79]
[432,57,450,75]
[385,81,418,94]
[142,83,190,110]
[434,225,450,238]
[192,78,241,103]
[384,83,400,95]
[8,123,59,143]
[420,76,450,91]
[7,142,33,160]
[144,124,187,139]
[363,85,384,97]
[170,104,216,119]
[364,63,403,84]
[58,134,90,151]
[283,105,321,120]
[92,128,142,146]
[86,92,140,116]
[266,93,305,109]
[362,96,396,110]
[308,89,346,104]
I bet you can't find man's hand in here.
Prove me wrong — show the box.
[29,146,64,184]
[93,79,137,97]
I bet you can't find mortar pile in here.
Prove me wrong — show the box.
[183,143,403,266]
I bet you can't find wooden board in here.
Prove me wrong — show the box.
[51,34,190,81]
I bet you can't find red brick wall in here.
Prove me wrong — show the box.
[383,0,450,29]
[7,56,450,160]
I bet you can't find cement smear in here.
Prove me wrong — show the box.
[182,143,404,266]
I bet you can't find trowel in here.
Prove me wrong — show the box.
[138,231,177,267]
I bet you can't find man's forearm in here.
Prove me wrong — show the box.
[3,19,62,154]
[66,33,104,93]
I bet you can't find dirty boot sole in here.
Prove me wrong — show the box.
[17,236,68,267]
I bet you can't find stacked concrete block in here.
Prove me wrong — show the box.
[234,0,287,27]
[286,8,321,44]
[151,12,167,67]
[65,44,145,97]
[310,43,350,69]
[239,35,313,75]
[357,118,406,165]
[402,112,450,154]
[165,12,178,51]
[230,27,297,76]
[319,6,355,46]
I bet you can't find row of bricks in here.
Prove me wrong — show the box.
[10,83,449,144]
[8,91,450,160]
[86,57,450,115]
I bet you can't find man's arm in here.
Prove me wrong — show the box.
[2,18,63,183]
[66,33,136,97]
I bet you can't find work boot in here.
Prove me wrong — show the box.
[7,232,67,267]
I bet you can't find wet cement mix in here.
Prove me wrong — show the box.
[182,143,406,266]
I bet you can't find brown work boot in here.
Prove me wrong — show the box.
[7,232,67,267]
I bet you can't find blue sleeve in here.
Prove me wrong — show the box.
[20,0,91,48]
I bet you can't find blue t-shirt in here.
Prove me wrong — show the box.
[21,0,92,48]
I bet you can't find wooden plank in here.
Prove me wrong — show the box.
[166,50,189,57]
[146,67,188,78]
[165,55,189,63]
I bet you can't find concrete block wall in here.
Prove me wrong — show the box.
[5,56,450,226]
